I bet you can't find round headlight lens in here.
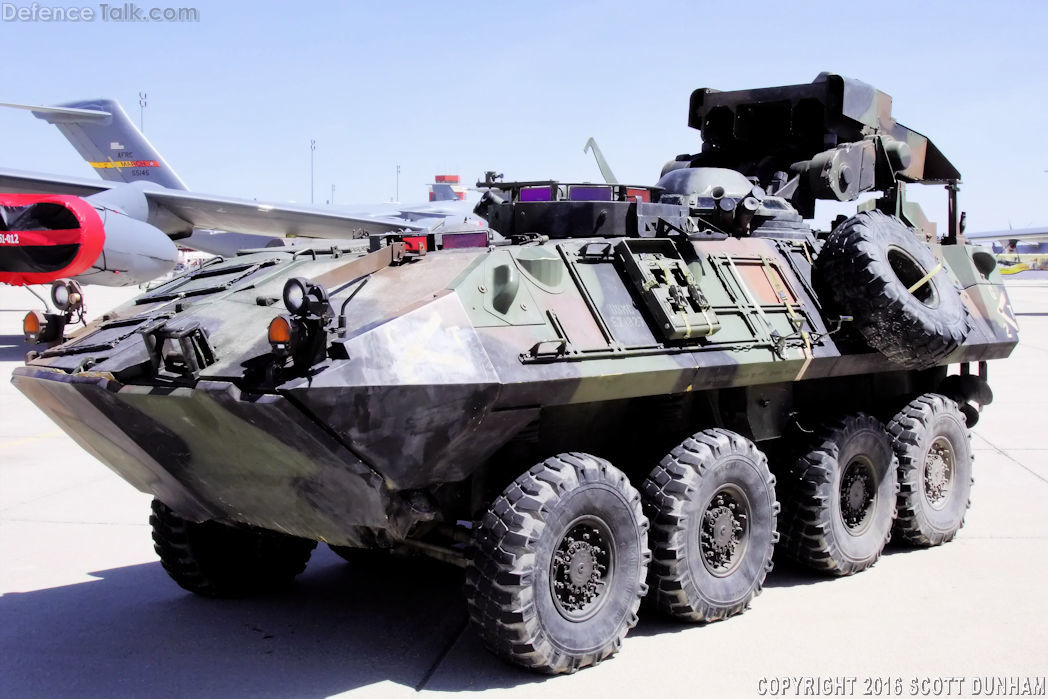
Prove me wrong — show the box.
[283,278,309,315]
[50,279,83,313]
[51,282,70,310]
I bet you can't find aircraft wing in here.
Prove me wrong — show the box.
[144,188,427,238]
[0,167,112,197]
[395,201,474,220]
[0,166,425,237]
[967,227,1048,243]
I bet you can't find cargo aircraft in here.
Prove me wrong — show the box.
[0,98,478,298]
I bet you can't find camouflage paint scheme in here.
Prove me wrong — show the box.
[12,74,1017,551]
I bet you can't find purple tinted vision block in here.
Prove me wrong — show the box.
[519,186,552,202]
[442,232,489,249]
[568,185,612,201]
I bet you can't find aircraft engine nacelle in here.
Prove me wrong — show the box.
[0,189,177,287]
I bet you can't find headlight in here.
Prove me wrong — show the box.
[272,279,332,369]
[283,277,310,316]
[50,279,83,313]
[282,277,329,318]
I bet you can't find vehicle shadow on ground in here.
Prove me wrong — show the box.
[608,551,839,641]
[0,334,31,362]
[761,556,829,589]
[763,539,931,589]
[0,538,939,695]
[0,547,546,697]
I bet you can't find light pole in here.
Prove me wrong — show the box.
[395,164,400,202]
[310,139,316,204]
[330,183,335,205]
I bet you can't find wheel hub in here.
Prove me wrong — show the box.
[551,519,613,621]
[700,489,748,576]
[924,437,955,508]
[846,479,867,512]
[566,542,596,586]
[840,459,875,532]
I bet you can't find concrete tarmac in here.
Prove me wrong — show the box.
[1,281,1046,698]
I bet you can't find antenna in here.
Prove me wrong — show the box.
[138,91,148,132]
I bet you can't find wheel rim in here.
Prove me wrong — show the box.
[699,485,750,577]
[923,436,956,510]
[550,516,615,622]
[839,457,877,534]
[887,245,940,308]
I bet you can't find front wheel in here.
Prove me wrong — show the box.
[150,500,317,597]
[466,453,649,674]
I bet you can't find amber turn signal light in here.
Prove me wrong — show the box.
[23,310,44,343]
[268,314,300,356]
[269,315,292,343]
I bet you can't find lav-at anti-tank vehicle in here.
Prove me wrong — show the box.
[13,74,1017,673]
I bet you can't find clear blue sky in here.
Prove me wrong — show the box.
[1,0,1046,233]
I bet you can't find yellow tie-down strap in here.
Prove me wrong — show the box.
[759,256,814,377]
[907,262,942,294]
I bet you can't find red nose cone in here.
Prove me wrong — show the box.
[0,194,106,286]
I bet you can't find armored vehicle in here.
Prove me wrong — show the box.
[13,74,1017,674]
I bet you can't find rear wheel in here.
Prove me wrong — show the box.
[887,394,973,546]
[150,500,316,597]
[466,453,649,674]
[778,415,897,576]
[642,428,778,622]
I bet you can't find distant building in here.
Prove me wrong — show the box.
[429,174,467,201]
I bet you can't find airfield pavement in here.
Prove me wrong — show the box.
[1,280,1046,698]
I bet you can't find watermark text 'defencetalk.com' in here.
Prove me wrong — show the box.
[3,3,199,22]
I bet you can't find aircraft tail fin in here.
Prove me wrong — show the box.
[430,184,461,201]
[428,175,466,202]
[0,99,187,190]
[583,137,618,185]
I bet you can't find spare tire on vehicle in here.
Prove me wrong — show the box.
[815,210,971,369]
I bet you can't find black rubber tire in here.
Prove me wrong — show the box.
[150,500,317,598]
[642,428,779,622]
[815,210,971,369]
[465,453,650,674]
[778,414,898,576]
[887,393,973,546]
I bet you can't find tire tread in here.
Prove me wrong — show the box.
[465,453,649,674]
[886,393,973,546]
[641,428,779,622]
